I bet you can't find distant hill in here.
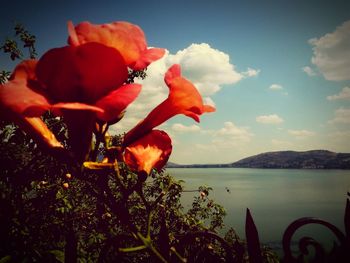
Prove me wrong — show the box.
[167,150,350,169]
[166,162,182,168]
[230,150,350,169]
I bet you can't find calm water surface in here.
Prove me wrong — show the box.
[167,168,350,250]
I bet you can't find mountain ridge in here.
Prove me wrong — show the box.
[166,150,350,169]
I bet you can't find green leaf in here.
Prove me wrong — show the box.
[48,250,64,263]
[0,256,11,263]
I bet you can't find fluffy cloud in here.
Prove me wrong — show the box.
[171,123,201,133]
[269,84,283,90]
[328,130,350,139]
[288,129,315,138]
[168,43,246,96]
[113,43,254,134]
[242,67,260,77]
[214,121,253,144]
[302,66,317,76]
[327,131,350,151]
[256,114,284,124]
[167,121,254,164]
[329,108,350,124]
[327,87,350,101]
[309,20,350,81]
[203,97,216,107]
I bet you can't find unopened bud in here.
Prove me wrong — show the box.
[200,191,206,198]
[63,182,69,188]
[65,173,72,179]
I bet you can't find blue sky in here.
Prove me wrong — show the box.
[1,0,350,164]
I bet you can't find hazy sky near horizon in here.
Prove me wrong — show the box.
[1,0,350,164]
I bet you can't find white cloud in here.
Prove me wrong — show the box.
[169,43,243,96]
[171,123,201,133]
[269,84,283,90]
[242,67,260,77]
[288,129,316,138]
[328,130,350,139]
[168,121,255,164]
[203,97,216,107]
[309,20,350,81]
[327,87,350,101]
[214,121,253,144]
[302,66,317,76]
[256,114,284,124]
[113,43,253,134]
[329,108,350,124]
[327,131,350,152]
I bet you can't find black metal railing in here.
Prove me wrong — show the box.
[173,194,350,262]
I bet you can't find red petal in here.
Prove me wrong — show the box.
[0,79,50,116]
[132,48,166,71]
[95,83,142,122]
[36,43,128,103]
[0,60,51,117]
[9,60,38,81]
[124,130,172,174]
[67,21,165,70]
[0,60,63,151]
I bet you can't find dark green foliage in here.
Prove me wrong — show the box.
[126,68,147,84]
[0,70,11,84]
[0,130,230,262]
[0,23,37,61]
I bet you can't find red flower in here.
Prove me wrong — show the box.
[123,64,215,146]
[68,21,165,70]
[0,60,108,152]
[123,130,172,176]
[36,42,142,123]
[0,42,141,159]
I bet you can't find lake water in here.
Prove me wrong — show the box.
[167,168,350,253]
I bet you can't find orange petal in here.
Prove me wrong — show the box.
[123,64,215,145]
[51,102,104,115]
[67,21,165,69]
[0,79,51,117]
[9,59,38,81]
[123,130,172,175]
[131,48,166,71]
[0,60,51,117]
[95,83,141,122]
[36,42,128,103]
[67,21,79,46]
[0,60,64,151]
[21,117,64,149]
[164,63,181,86]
